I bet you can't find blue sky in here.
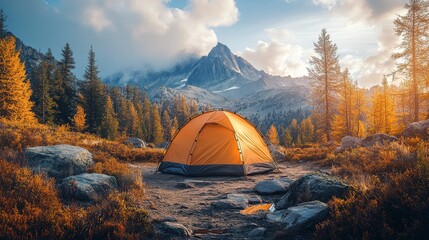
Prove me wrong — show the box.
[0,0,407,87]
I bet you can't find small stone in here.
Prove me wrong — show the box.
[161,222,192,237]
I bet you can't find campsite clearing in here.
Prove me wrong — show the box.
[132,160,325,239]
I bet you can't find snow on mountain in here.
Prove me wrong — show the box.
[105,42,310,118]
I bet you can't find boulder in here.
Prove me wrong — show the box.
[60,173,118,202]
[275,173,350,210]
[336,136,361,152]
[124,137,147,148]
[403,119,429,139]
[161,222,192,237]
[248,227,266,238]
[361,133,398,147]
[269,145,285,161]
[282,201,329,232]
[254,179,289,195]
[25,144,94,179]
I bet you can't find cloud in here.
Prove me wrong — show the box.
[308,0,405,87]
[312,0,405,23]
[312,0,337,10]
[1,0,239,77]
[240,29,311,78]
[341,24,399,87]
[83,6,111,32]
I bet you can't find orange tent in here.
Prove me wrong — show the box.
[158,111,277,176]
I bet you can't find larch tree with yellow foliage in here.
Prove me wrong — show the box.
[368,77,398,135]
[0,36,36,123]
[151,103,163,145]
[266,124,279,145]
[300,117,315,144]
[332,69,356,140]
[72,105,86,132]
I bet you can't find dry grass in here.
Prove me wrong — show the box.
[283,145,334,162]
[314,141,429,239]
[0,119,155,239]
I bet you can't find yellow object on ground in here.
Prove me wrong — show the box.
[240,203,273,215]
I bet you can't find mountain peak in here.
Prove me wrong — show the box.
[208,42,233,58]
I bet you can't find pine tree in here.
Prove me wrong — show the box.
[266,124,279,145]
[0,9,6,38]
[308,29,341,141]
[73,105,86,132]
[289,119,300,145]
[142,94,151,140]
[58,43,77,124]
[282,129,293,147]
[175,95,190,125]
[82,46,105,133]
[171,116,179,139]
[117,97,128,135]
[189,99,198,116]
[100,96,119,140]
[31,50,57,124]
[393,0,429,121]
[126,100,140,136]
[162,109,172,141]
[151,103,164,144]
[0,36,36,123]
[300,117,315,144]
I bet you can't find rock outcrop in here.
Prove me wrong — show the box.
[60,173,118,202]
[360,133,398,147]
[336,134,398,152]
[336,136,361,152]
[275,173,350,210]
[124,137,147,148]
[25,144,94,179]
[402,119,429,139]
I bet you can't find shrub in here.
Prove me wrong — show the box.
[0,159,152,239]
[283,146,333,162]
[93,142,165,163]
[0,159,73,239]
[315,142,429,239]
[91,158,143,191]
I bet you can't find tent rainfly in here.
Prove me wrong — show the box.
[157,111,277,176]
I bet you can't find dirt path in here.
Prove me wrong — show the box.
[132,161,326,239]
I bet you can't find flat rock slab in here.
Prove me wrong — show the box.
[254,179,289,195]
[60,173,118,202]
[25,144,94,179]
